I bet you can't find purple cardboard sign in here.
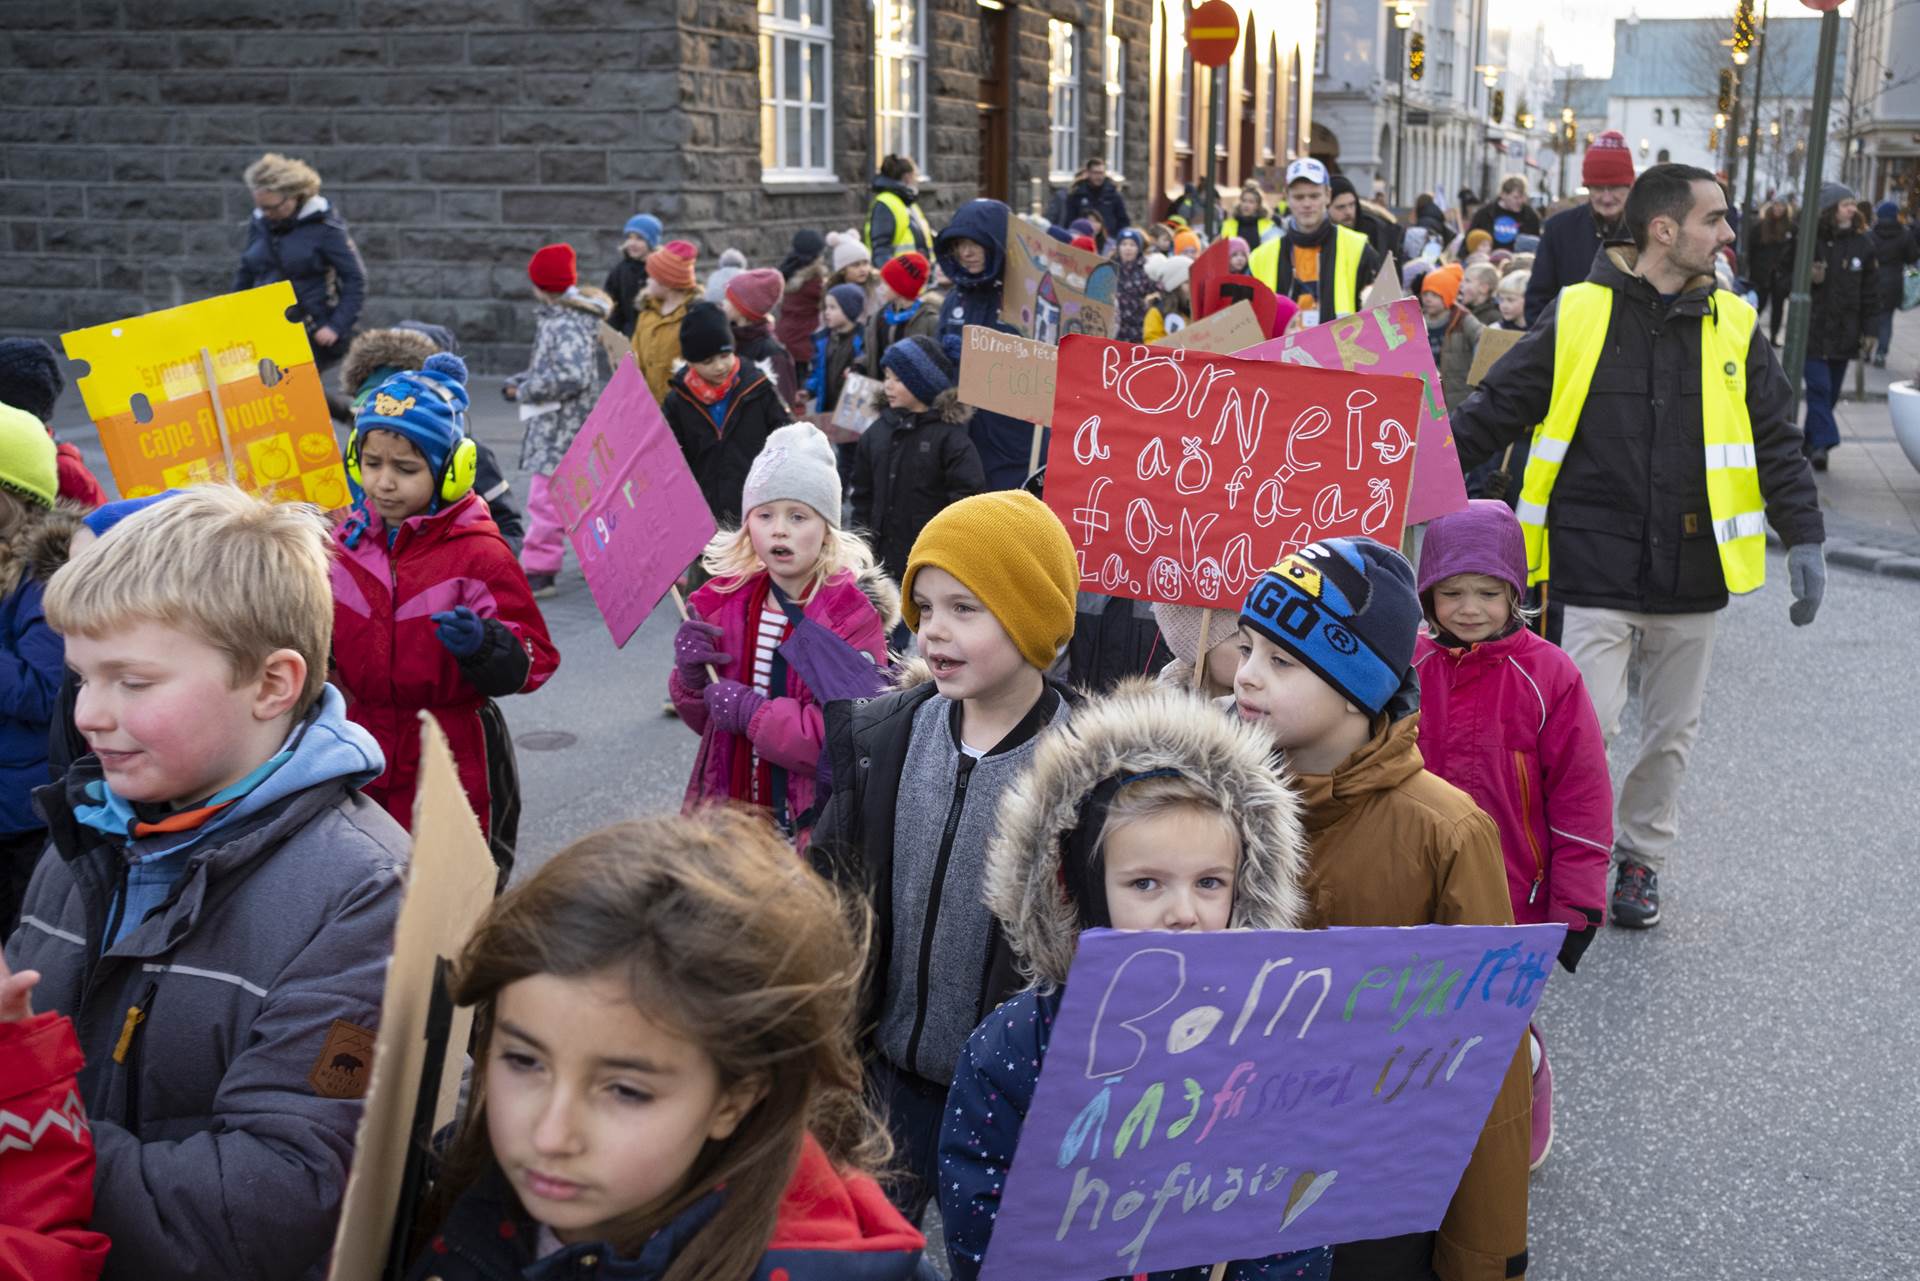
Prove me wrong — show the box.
[979,923,1562,1280]
[550,356,715,646]
[1238,299,1470,527]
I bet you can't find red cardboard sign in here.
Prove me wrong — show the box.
[1191,237,1282,336]
[1043,336,1425,609]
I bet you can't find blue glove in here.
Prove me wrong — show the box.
[1787,543,1825,627]
[431,606,487,659]
[702,679,768,735]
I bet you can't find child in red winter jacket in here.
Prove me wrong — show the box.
[0,953,110,1281]
[1412,499,1612,1171]
[330,354,559,884]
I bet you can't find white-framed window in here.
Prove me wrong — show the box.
[1176,43,1192,151]
[874,0,927,176]
[1654,107,1664,125]
[1104,34,1126,173]
[1049,19,1081,180]
[759,0,833,179]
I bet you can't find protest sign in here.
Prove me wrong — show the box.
[978,923,1563,1280]
[1467,326,1525,386]
[327,716,498,1281]
[1042,335,1424,610]
[958,325,1059,424]
[1003,215,1116,342]
[834,371,884,434]
[1191,238,1283,337]
[63,282,348,507]
[1239,299,1469,526]
[551,356,716,646]
[1152,301,1265,355]
[1362,255,1405,309]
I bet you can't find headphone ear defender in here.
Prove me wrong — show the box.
[344,426,363,490]
[441,436,478,504]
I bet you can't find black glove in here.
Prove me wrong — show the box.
[1558,906,1604,973]
[1482,469,1512,501]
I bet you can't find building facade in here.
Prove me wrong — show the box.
[1839,0,1920,210]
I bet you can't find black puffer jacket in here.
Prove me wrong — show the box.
[1805,216,1879,360]
[1454,246,1824,615]
[662,364,792,525]
[233,196,366,337]
[1870,215,1917,317]
[849,389,986,584]
[1524,203,1628,327]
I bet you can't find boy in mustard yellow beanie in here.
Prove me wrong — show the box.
[810,489,1079,1222]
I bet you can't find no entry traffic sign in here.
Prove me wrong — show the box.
[1187,0,1239,67]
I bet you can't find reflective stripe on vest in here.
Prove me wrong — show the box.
[869,190,930,257]
[1246,224,1369,317]
[1515,282,1767,594]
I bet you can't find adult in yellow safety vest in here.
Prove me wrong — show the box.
[1452,163,1826,933]
[1220,180,1280,247]
[867,154,934,266]
[1248,158,1380,328]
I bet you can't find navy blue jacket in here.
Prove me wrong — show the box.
[234,197,368,335]
[935,198,1036,489]
[939,987,1333,1281]
[0,507,78,837]
[1523,203,1625,328]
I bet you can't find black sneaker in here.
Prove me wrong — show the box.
[1810,449,1830,472]
[1611,859,1660,929]
[526,572,558,598]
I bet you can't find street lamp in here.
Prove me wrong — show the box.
[1393,1,1414,207]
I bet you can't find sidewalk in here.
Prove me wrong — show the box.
[1813,305,1920,577]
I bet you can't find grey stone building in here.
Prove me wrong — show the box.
[0,0,1152,371]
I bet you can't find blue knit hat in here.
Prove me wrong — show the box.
[827,282,868,325]
[1877,199,1901,223]
[82,490,182,539]
[881,335,954,406]
[1238,537,1420,716]
[625,213,663,245]
[354,352,470,482]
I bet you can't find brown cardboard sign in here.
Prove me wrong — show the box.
[1362,255,1405,309]
[1001,215,1117,342]
[1150,301,1264,355]
[1467,326,1525,386]
[957,325,1059,425]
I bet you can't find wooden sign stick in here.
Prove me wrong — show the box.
[1192,608,1212,692]
[199,346,236,484]
[669,583,719,685]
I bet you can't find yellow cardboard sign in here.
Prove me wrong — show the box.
[62,283,350,508]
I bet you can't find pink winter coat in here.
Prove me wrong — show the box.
[1413,627,1612,934]
[669,568,887,844]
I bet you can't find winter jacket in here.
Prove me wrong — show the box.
[662,361,792,526]
[1430,306,1484,419]
[1290,711,1531,1281]
[603,251,652,337]
[631,291,690,405]
[1523,203,1626,328]
[407,1134,940,1281]
[1061,592,1171,693]
[1749,222,1795,297]
[807,327,865,413]
[1112,256,1153,343]
[1054,177,1130,234]
[936,199,1033,489]
[5,687,408,1281]
[778,265,829,366]
[0,1012,110,1281]
[233,195,367,339]
[861,298,942,379]
[0,506,78,837]
[53,445,104,510]
[1468,201,1541,250]
[736,319,802,410]
[1414,628,1611,961]
[1353,201,1405,264]
[330,493,558,849]
[508,286,610,474]
[1454,246,1825,614]
[1806,219,1880,360]
[670,569,892,845]
[849,390,985,584]
[939,681,1328,1281]
[1870,215,1917,317]
[867,174,936,265]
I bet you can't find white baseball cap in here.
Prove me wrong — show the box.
[1285,157,1330,189]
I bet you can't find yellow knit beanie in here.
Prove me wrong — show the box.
[0,403,57,508]
[902,491,1079,670]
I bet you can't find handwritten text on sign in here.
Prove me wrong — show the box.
[1042,336,1424,610]
[978,924,1561,1280]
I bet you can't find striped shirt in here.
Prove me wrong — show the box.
[749,600,791,805]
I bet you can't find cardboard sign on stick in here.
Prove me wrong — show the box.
[551,356,717,646]
[1042,335,1424,610]
[958,326,1059,424]
[327,716,498,1281]
[833,372,884,435]
[1002,215,1117,342]
[62,282,348,507]
[1467,326,1525,386]
[1362,254,1405,309]
[1152,301,1265,355]
[978,923,1564,1280]
[1239,299,1470,526]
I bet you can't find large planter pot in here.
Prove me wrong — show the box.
[1893,381,1920,475]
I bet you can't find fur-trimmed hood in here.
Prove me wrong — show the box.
[985,679,1309,990]
[541,284,613,319]
[337,327,439,401]
[1,500,85,599]
[854,563,902,630]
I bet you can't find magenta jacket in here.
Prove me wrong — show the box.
[670,569,887,844]
[1413,627,1612,934]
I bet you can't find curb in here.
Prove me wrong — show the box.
[1768,529,1920,582]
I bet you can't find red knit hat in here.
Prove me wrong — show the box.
[528,243,577,293]
[647,239,699,291]
[725,268,785,324]
[1071,234,1098,253]
[880,251,930,301]
[1583,131,1636,188]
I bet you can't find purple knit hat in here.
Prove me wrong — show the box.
[1416,499,1527,598]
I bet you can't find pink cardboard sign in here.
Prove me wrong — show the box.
[550,357,715,646]
[1238,298,1469,526]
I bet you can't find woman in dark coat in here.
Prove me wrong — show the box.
[1749,201,1796,346]
[1869,199,1918,368]
[234,152,367,371]
[1802,186,1879,470]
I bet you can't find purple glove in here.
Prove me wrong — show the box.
[673,619,731,688]
[702,679,768,735]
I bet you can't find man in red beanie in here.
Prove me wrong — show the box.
[1524,130,1635,326]
[722,267,800,409]
[862,250,939,378]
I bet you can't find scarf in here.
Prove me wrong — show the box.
[681,358,741,406]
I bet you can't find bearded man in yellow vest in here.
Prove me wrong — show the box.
[1454,163,1826,932]
[1247,158,1381,329]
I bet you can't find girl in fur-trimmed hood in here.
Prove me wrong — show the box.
[936,680,1330,1281]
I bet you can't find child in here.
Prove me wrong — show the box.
[1143,254,1192,342]
[1151,600,1242,699]
[1227,234,1251,275]
[331,354,559,881]
[1419,264,1482,419]
[1412,501,1611,1168]
[1461,261,1504,328]
[777,229,830,381]
[603,211,661,338]
[932,198,1031,489]
[662,302,793,527]
[808,283,868,416]
[1494,270,1530,330]
[405,808,940,1281]
[632,239,701,404]
[1112,228,1152,344]
[0,409,78,934]
[850,335,985,591]
[12,485,409,1278]
[809,490,1081,1221]
[938,682,1329,1281]
[704,245,748,303]
[1233,537,1530,1281]
[503,243,610,595]
[669,423,891,847]
[0,337,107,509]
[827,227,877,313]
[0,951,111,1279]
[861,251,940,378]
[723,267,802,409]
